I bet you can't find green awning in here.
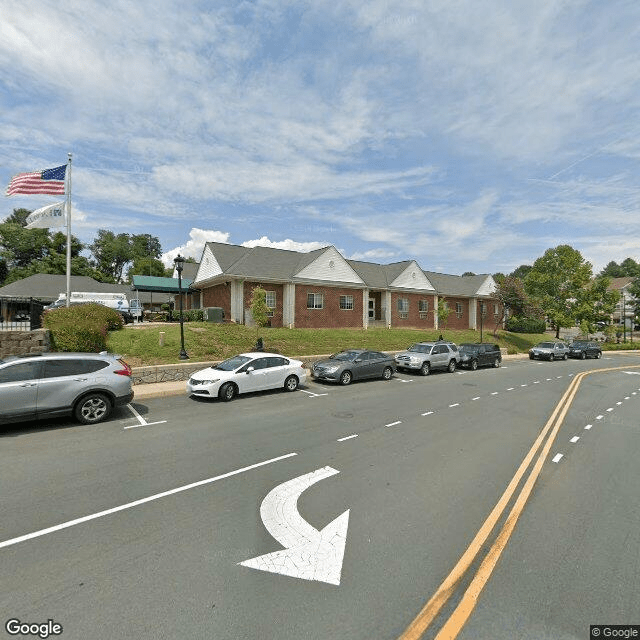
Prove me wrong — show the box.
[130,275,194,293]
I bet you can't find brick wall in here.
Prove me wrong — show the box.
[442,296,469,330]
[295,285,364,328]
[391,293,436,328]
[201,284,231,316]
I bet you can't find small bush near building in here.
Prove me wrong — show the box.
[43,303,123,352]
[506,316,547,334]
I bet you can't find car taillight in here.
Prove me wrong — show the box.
[114,358,132,376]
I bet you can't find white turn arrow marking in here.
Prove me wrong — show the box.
[239,466,349,585]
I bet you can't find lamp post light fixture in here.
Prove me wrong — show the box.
[174,254,189,360]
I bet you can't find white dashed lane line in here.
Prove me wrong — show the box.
[337,434,358,442]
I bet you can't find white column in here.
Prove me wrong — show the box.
[384,291,392,328]
[362,289,369,329]
[283,283,296,328]
[469,297,478,330]
[231,280,244,323]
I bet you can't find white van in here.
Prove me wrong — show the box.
[46,292,133,322]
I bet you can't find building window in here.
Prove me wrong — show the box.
[307,293,324,309]
[493,303,500,317]
[419,299,429,319]
[397,297,409,319]
[456,302,464,318]
[265,291,276,317]
[339,295,354,310]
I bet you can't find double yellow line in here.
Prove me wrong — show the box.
[399,363,640,640]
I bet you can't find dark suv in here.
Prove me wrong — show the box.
[0,352,134,426]
[458,343,502,370]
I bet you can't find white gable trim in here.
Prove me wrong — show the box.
[194,246,223,285]
[476,275,497,296]
[389,262,435,291]
[294,246,364,285]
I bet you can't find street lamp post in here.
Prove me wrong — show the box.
[174,254,189,360]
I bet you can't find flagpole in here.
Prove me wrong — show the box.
[66,153,72,308]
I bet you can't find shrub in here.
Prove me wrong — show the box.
[43,303,122,351]
[183,309,205,322]
[506,316,547,333]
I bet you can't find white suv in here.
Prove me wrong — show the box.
[394,341,460,375]
[0,352,134,426]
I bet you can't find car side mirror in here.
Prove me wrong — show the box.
[246,366,255,374]
[354,358,362,363]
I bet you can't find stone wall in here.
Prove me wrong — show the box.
[0,329,51,359]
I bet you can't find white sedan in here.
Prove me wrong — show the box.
[186,352,307,401]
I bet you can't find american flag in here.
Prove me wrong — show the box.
[5,165,67,196]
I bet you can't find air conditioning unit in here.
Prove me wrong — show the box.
[205,307,225,323]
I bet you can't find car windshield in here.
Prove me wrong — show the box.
[214,355,252,371]
[459,344,479,352]
[407,344,432,354]
[537,342,556,348]
[331,351,361,361]
[572,342,589,347]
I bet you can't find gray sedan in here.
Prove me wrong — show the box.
[311,349,395,385]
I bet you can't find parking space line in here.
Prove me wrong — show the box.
[337,434,358,442]
[124,404,167,430]
[385,420,402,427]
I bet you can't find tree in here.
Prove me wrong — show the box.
[600,258,640,278]
[131,233,162,259]
[491,276,533,337]
[128,256,171,280]
[90,230,132,282]
[437,296,450,333]
[250,286,270,348]
[628,277,640,326]
[573,276,620,333]
[510,264,532,280]
[461,271,476,277]
[525,245,595,338]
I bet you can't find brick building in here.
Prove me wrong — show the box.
[189,242,500,331]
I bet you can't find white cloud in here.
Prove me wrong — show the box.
[161,228,230,266]
[241,236,327,252]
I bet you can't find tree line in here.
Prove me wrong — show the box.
[493,246,640,338]
[0,208,173,286]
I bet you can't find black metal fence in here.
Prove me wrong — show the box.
[0,297,46,331]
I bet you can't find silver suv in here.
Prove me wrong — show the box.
[394,341,460,375]
[528,341,569,361]
[0,352,134,426]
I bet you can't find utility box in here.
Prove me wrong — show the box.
[205,307,225,323]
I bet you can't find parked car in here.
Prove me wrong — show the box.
[187,352,306,401]
[394,341,460,375]
[311,350,395,385]
[0,352,133,426]
[458,343,502,370]
[528,341,569,361]
[568,341,602,359]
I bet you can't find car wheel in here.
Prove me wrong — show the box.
[550,354,555,361]
[493,357,501,368]
[596,351,602,359]
[382,366,393,380]
[529,354,534,360]
[470,359,478,371]
[580,351,586,360]
[75,392,112,425]
[219,382,236,401]
[420,361,431,376]
[447,359,456,373]
[563,353,568,360]
[284,375,299,392]
[339,370,352,385]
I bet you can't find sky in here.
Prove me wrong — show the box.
[2,0,640,277]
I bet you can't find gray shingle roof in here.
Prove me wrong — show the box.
[0,274,173,304]
[424,272,493,297]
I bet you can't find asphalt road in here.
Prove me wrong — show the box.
[1,354,639,639]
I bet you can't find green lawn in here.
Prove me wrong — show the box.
[107,323,552,366]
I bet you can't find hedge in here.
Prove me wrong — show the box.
[506,316,547,334]
[43,303,123,352]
